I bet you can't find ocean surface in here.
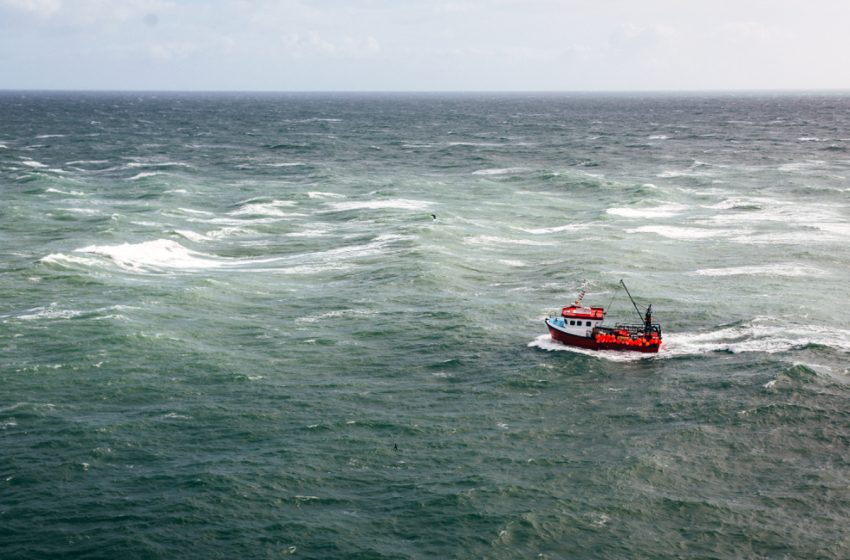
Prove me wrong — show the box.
[1,91,849,559]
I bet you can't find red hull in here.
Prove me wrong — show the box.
[546,322,660,354]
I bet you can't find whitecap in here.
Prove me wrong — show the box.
[702,201,837,227]
[273,263,353,275]
[199,216,284,227]
[176,207,216,216]
[229,200,299,217]
[731,227,848,245]
[657,170,699,178]
[702,197,763,211]
[11,304,82,321]
[667,318,850,356]
[514,224,588,234]
[17,308,82,321]
[626,225,729,240]
[446,141,502,148]
[307,191,344,199]
[67,234,400,274]
[464,235,555,246]
[36,134,66,139]
[471,167,528,176]
[690,264,825,277]
[127,171,164,181]
[328,199,433,212]
[648,135,668,140]
[66,159,109,166]
[45,187,86,196]
[208,226,248,239]
[251,235,408,275]
[73,240,225,271]
[816,222,850,237]
[285,229,330,238]
[779,160,825,173]
[293,117,341,123]
[606,203,686,219]
[21,160,48,168]
[65,207,103,215]
[295,309,378,324]
[126,161,193,169]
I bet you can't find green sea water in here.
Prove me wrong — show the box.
[1,92,849,559]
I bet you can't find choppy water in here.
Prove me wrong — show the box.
[2,92,849,559]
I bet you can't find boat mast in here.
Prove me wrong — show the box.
[620,279,644,323]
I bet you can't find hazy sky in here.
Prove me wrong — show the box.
[1,0,848,91]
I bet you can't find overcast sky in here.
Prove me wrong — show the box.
[1,0,848,91]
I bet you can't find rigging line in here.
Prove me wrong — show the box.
[606,282,621,318]
[620,279,645,323]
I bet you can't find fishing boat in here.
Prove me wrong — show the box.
[544,281,662,353]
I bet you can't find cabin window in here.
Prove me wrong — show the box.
[586,321,592,326]
[569,320,575,326]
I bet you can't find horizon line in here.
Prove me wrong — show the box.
[2,87,850,96]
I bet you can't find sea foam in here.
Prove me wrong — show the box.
[513,224,588,234]
[663,320,850,355]
[45,187,86,196]
[471,167,528,176]
[690,264,826,277]
[127,171,165,181]
[11,304,82,321]
[328,199,433,211]
[627,225,731,240]
[75,240,228,271]
[464,235,555,247]
[528,334,651,362]
[229,200,300,217]
[126,161,193,169]
[606,203,686,219]
[307,191,344,199]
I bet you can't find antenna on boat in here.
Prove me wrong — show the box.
[620,279,645,323]
[574,281,589,306]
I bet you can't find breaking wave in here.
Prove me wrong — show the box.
[606,203,686,219]
[690,264,826,277]
[472,167,529,176]
[327,199,433,211]
[665,319,850,356]
[627,225,733,240]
